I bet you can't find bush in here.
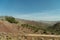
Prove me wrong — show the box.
[21,24,39,33]
[5,16,18,23]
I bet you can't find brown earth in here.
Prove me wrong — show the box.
[0,20,34,35]
[0,20,18,33]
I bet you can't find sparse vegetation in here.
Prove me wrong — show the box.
[21,24,41,33]
[0,16,60,40]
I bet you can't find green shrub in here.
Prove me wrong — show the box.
[5,16,18,23]
[21,24,40,33]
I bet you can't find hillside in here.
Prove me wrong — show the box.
[0,16,60,40]
[0,16,50,34]
[0,20,18,34]
[0,16,60,35]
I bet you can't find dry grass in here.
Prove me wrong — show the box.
[0,20,60,40]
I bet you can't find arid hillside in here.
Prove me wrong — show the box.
[0,19,41,34]
[0,16,50,34]
[0,20,18,33]
[0,16,60,35]
[0,16,60,40]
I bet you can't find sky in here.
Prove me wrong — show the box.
[0,0,60,21]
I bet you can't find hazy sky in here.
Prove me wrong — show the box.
[0,0,60,21]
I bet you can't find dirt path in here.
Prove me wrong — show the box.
[24,34,60,37]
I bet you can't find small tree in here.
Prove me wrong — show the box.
[5,16,18,23]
